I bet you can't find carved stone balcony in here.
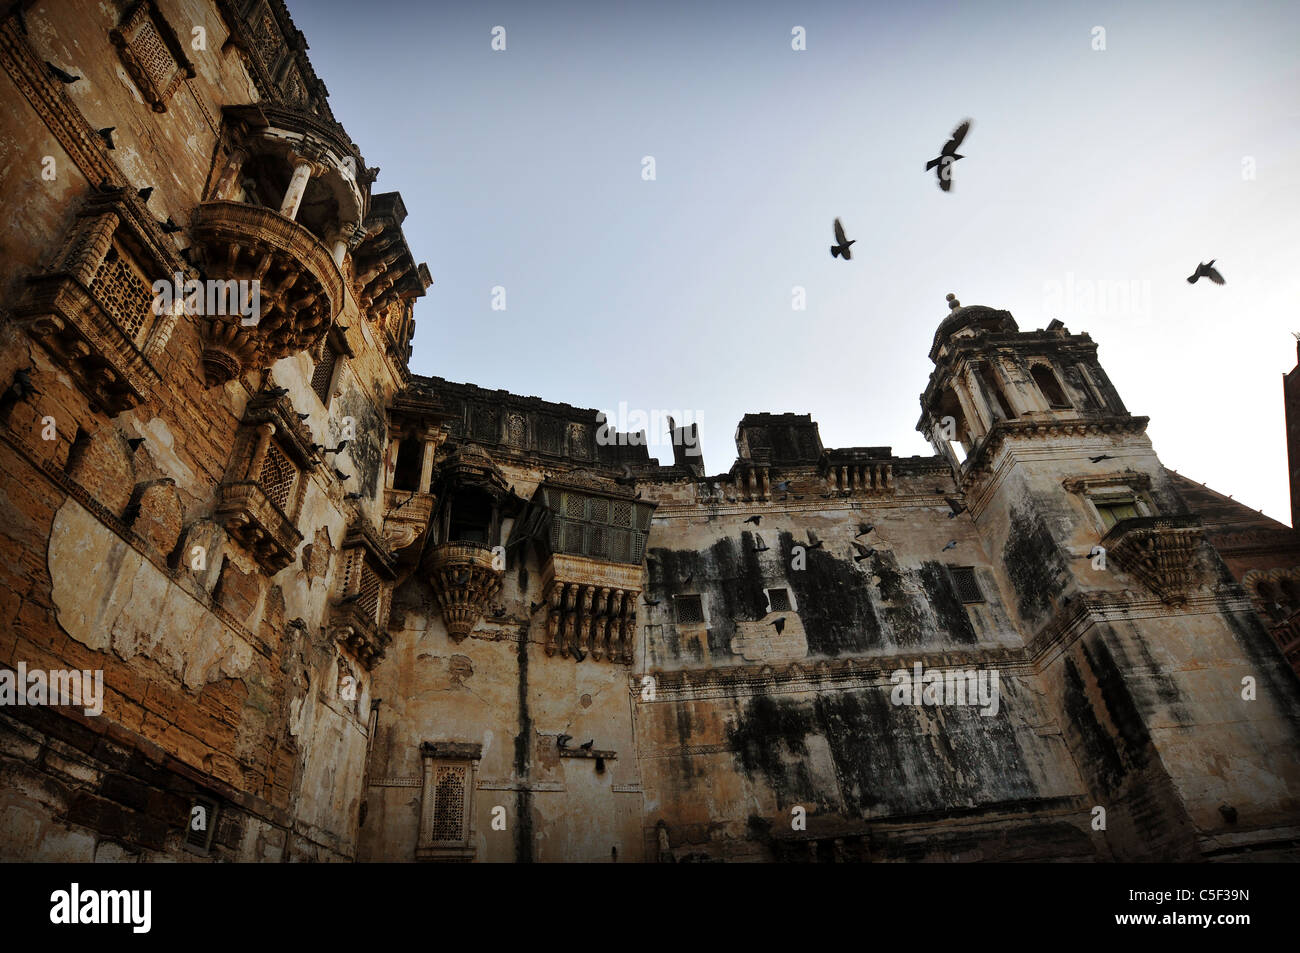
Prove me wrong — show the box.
[189,200,343,385]
[214,480,303,574]
[1101,514,1205,604]
[383,487,436,552]
[329,598,392,669]
[425,541,503,641]
[540,555,642,663]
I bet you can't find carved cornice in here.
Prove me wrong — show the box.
[424,541,503,641]
[960,415,1150,487]
[213,480,304,573]
[1062,470,1153,494]
[1101,515,1206,604]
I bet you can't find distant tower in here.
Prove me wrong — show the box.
[917,294,1300,861]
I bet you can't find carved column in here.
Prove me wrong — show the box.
[545,583,564,656]
[419,437,438,494]
[280,158,315,220]
[245,422,276,480]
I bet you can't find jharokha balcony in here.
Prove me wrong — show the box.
[425,541,504,641]
[189,200,343,386]
[1101,514,1205,604]
[214,479,303,574]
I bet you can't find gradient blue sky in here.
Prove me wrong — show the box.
[289,0,1300,521]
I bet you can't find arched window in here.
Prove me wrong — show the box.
[1031,363,1071,409]
[977,363,1015,420]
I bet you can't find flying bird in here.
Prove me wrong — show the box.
[137,186,153,202]
[743,515,761,526]
[46,61,80,84]
[333,468,351,481]
[942,540,958,552]
[769,617,786,635]
[1089,454,1115,463]
[851,541,875,562]
[945,497,966,519]
[643,596,661,607]
[803,531,824,549]
[830,218,855,260]
[159,216,182,234]
[855,523,875,538]
[96,127,115,149]
[1187,260,1225,285]
[926,118,972,192]
[752,536,770,553]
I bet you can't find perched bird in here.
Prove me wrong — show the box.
[137,186,153,202]
[333,468,351,481]
[126,437,145,451]
[5,368,40,400]
[1187,260,1225,285]
[851,541,875,563]
[159,216,182,234]
[96,127,116,149]
[643,596,661,607]
[820,493,832,499]
[773,480,792,492]
[926,118,972,192]
[855,523,875,538]
[1218,803,1238,824]
[97,178,124,195]
[491,606,507,618]
[743,515,761,526]
[1089,454,1115,463]
[323,440,349,455]
[264,385,289,398]
[529,601,543,614]
[46,61,80,84]
[752,536,770,553]
[634,491,642,500]
[557,734,573,749]
[579,739,594,751]
[830,218,855,260]
[942,540,958,552]
[769,617,786,635]
[296,412,310,420]
[945,497,966,519]
[337,592,362,605]
[343,492,362,501]
[726,496,738,503]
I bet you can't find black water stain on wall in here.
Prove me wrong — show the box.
[1002,503,1068,626]
[334,392,385,499]
[778,532,883,656]
[514,631,533,862]
[1061,653,1127,793]
[725,694,823,808]
[918,560,977,644]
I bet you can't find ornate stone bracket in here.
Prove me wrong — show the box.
[425,541,503,641]
[540,555,641,663]
[1101,515,1206,604]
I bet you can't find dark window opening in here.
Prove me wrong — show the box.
[1031,364,1071,409]
[675,594,704,624]
[65,427,91,474]
[311,345,337,406]
[448,488,493,545]
[977,364,1015,420]
[950,567,984,604]
[767,588,792,612]
[393,440,423,492]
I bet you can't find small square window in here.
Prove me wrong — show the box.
[765,587,792,612]
[949,567,984,604]
[675,594,704,624]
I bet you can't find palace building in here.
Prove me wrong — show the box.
[1,0,1298,863]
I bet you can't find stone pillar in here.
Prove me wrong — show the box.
[385,438,400,490]
[246,423,276,480]
[419,438,437,494]
[279,159,315,220]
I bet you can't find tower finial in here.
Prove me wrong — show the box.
[946,292,961,311]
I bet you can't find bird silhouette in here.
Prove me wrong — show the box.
[296,412,310,420]
[643,596,661,607]
[855,523,875,538]
[579,739,595,751]
[830,218,855,260]
[97,178,123,195]
[851,541,875,563]
[769,617,786,635]
[137,186,153,202]
[926,119,972,192]
[942,540,958,552]
[159,217,182,234]
[557,734,572,749]
[6,368,40,400]
[945,497,966,519]
[96,127,115,149]
[773,480,792,492]
[343,492,362,501]
[46,61,80,84]
[683,572,693,586]
[529,601,543,614]
[1187,260,1225,285]
[264,386,289,398]
[803,530,824,549]
[333,468,351,481]
[743,515,761,525]
[752,535,770,553]
[1089,454,1115,463]
[820,492,832,499]
[491,606,507,618]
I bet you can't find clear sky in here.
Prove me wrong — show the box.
[288,0,1300,522]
